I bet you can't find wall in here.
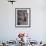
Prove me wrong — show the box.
[0,0,46,42]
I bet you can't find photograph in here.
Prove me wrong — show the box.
[15,8,31,27]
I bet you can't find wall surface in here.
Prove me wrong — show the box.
[0,0,46,42]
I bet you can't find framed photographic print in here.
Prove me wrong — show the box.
[15,8,31,27]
